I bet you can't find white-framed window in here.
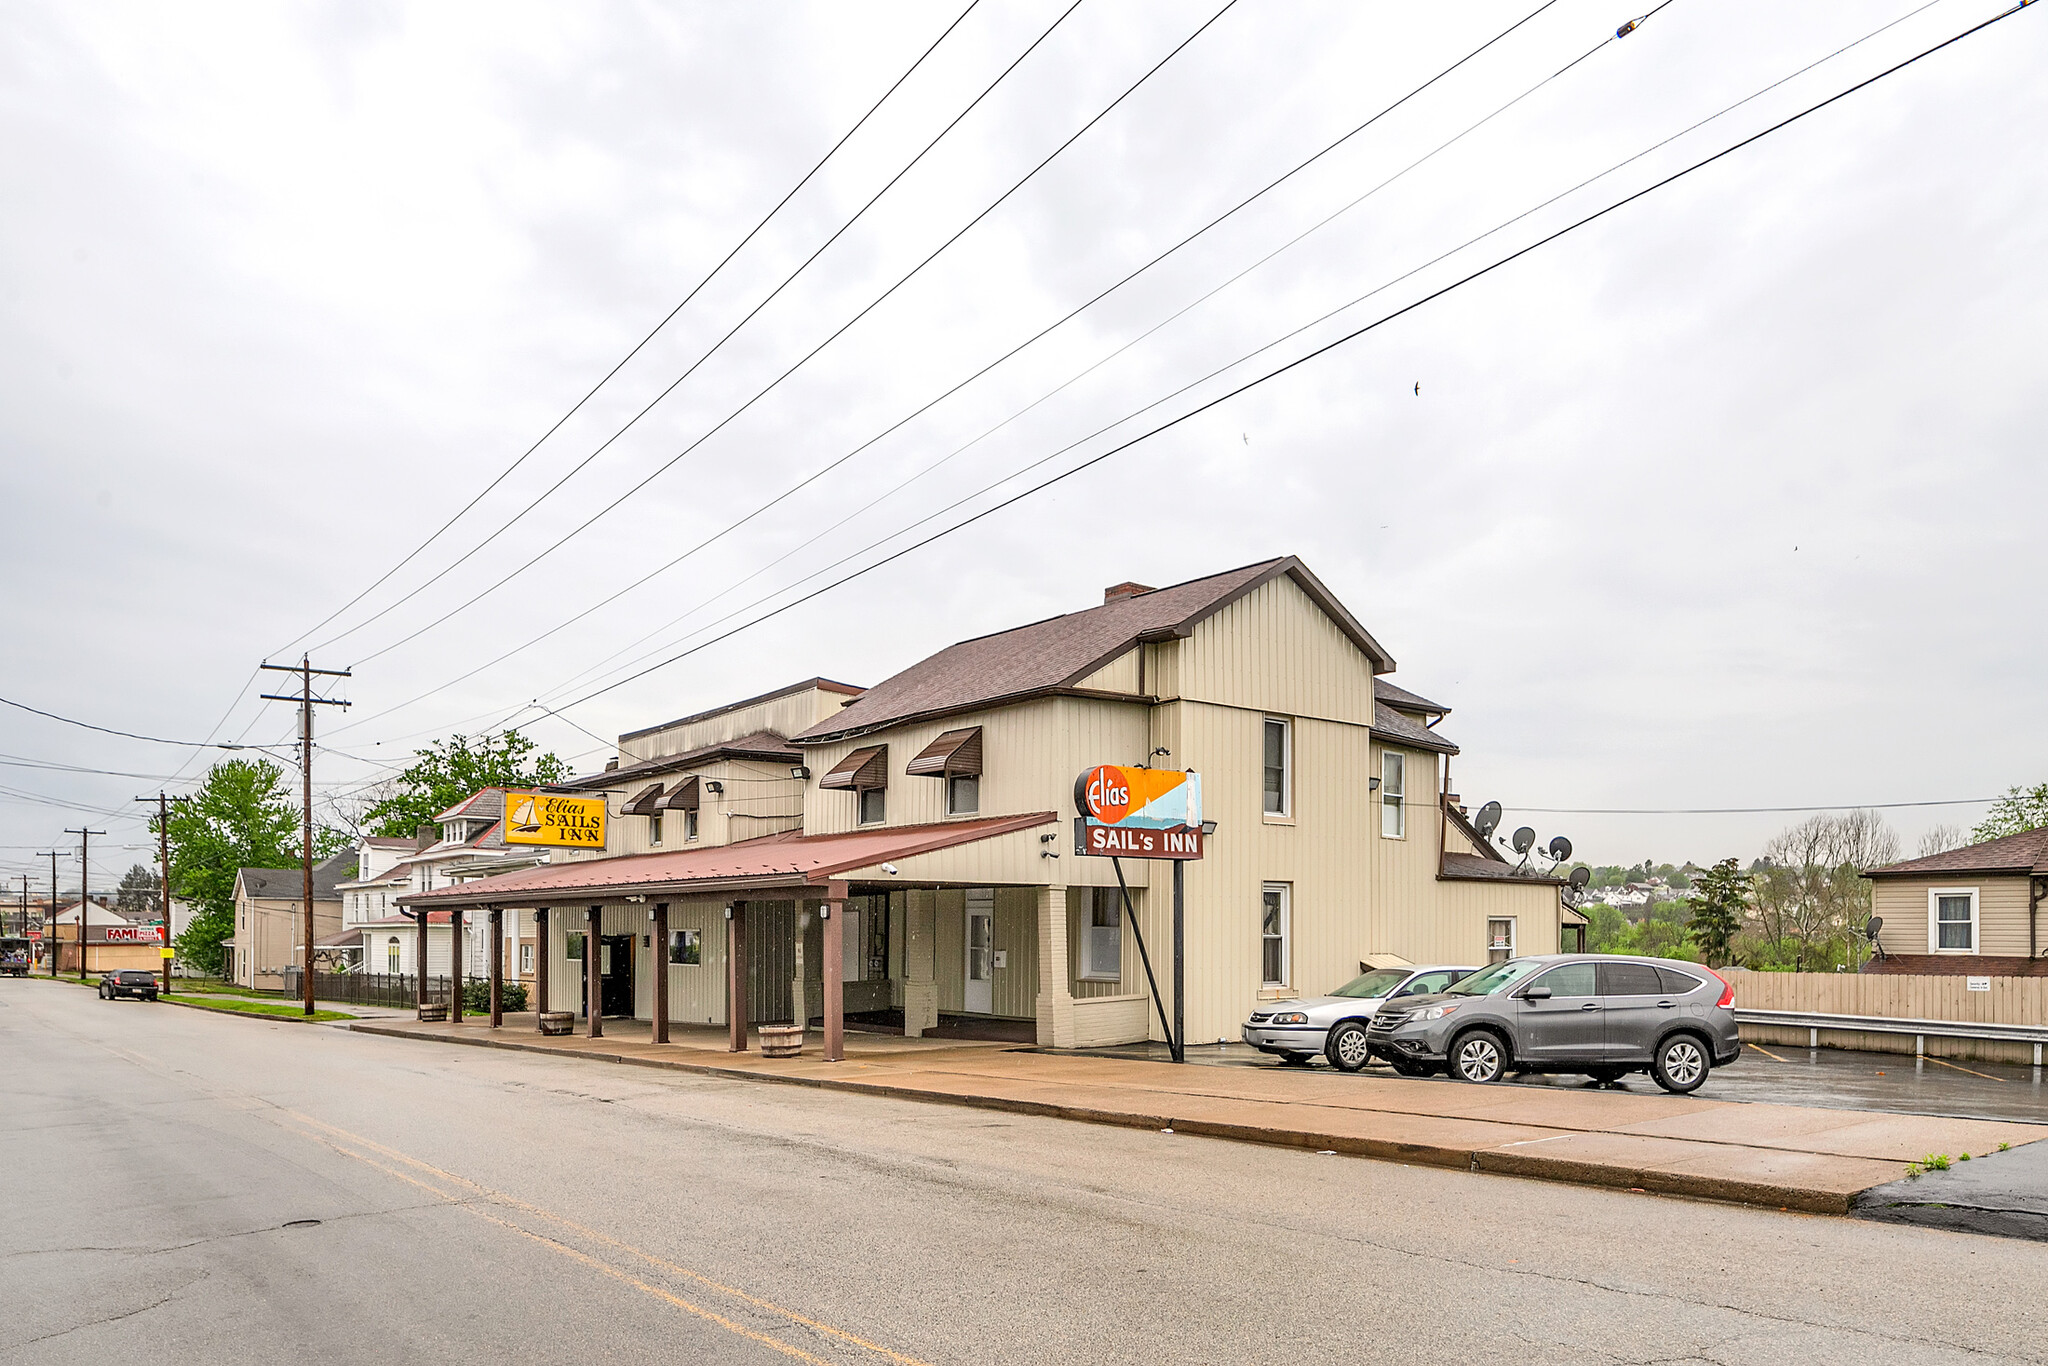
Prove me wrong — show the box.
[1928,888,1979,953]
[947,773,980,816]
[1380,751,1405,838]
[386,937,401,973]
[859,787,886,825]
[648,813,663,847]
[1263,718,1290,817]
[1261,883,1290,986]
[519,942,533,974]
[1487,917,1516,965]
[1081,887,1122,981]
[684,810,699,842]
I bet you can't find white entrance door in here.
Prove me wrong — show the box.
[963,889,994,1014]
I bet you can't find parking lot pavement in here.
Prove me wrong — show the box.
[1078,1038,2048,1124]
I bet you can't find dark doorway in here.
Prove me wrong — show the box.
[579,934,636,1017]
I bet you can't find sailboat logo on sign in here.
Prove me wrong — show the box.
[1073,765,1203,860]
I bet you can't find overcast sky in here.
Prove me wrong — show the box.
[3,0,2043,885]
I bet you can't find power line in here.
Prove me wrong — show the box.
[513,0,1954,714]
[1503,797,2001,815]
[331,0,1593,728]
[275,0,986,660]
[310,0,1087,659]
[541,0,2035,716]
[337,0,1240,669]
[0,693,278,750]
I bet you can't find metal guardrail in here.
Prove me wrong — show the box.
[1734,1007,2048,1065]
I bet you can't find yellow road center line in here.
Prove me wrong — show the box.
[274,1109,932,1366]
[285,1126,836,1365]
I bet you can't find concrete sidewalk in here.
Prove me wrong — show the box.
[350,1015,2048,1215]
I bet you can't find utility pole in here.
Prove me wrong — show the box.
[137,793,177,997]
[261,656,350,1016]
[39,852,59,976]
[63,828,106,981]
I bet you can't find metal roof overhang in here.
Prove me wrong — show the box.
[396,811,1057,911]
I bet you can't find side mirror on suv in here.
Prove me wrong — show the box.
[1519,985,1552,1001]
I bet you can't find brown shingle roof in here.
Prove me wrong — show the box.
[1371,702,1458,756]
[1865,828,2048,878]
[794,558,1394,745]
[618,678,864,743]
[1375,678,1450,715]
[1439,852,1561,885]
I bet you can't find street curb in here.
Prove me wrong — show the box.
[344,1022,1861,1214]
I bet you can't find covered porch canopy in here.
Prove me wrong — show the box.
[397,812,1056,1062]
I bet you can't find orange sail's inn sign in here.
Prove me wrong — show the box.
[1073,765,1203,860]
[503,791,608,848]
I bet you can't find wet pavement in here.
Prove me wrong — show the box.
[1068,1038,2048,1125]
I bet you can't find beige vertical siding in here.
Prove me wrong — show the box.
[1873,877,2036,957]
[597,758,804,857]
[1176,575,1376,725]
[1071,649,1141,694]
[621,685,850,763]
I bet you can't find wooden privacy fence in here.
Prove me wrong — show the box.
[1731,972,2048,1065]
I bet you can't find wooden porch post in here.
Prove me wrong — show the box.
[450,907,464,1023]
[415,910,429,1008]
[488,907,503,1028]
[821,881,847,1063]
[651,902,670,1044]
[533,907,550,1029]
[586,904,604,1039]
[726,901,749,1052]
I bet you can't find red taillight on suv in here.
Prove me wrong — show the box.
[1709,970,1734,1009]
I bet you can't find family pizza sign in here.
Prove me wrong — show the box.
[1073,765,1203,860]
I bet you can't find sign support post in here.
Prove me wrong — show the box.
[1172,858,1186,1065]
[1110,858,1174,1058]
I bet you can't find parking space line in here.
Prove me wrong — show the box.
[1924,1056,2006,1083]
[1744,1042,1788,1063]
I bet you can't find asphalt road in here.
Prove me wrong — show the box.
[6,979,2047,1366]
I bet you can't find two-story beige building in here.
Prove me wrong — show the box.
[224,854,350,990]
[403,557,1564,1052]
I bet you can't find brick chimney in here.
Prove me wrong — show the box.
[1103,582,1155,604]
[416,822,438,851]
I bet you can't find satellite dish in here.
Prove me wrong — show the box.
[1567,866,1591,889]
[1548,835,1573,862]
[1473,801,1502,840]
[1511,826,1536,855]
[1865,916,1883,942]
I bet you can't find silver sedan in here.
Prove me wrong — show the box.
[1241,965,1479,1071]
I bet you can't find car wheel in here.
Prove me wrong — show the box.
[1586,1067,1625,1086]
[1651,1035,1710,1094]
[1324,1022,1372,1073]
[1451,1030,1507,1084]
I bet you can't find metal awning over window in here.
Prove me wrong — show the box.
[659,776,700,811]
[906,727,982,778]
[819,745,888,791]
[621,783,666,816]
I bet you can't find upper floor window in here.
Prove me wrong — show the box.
[822,745,890,825]
[859,788,886,825]
[684,810,700,842]
[648,813,663,847]
[947,774,979,816]
[1263,719,1290,817]
[1930,889,1978,953]
[1380,751,1405,838]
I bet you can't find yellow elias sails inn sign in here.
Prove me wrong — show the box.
[503,791,607,848]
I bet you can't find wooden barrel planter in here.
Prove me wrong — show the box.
[416,1002,448,1023]
[538,1011,576,1036]
[758,1024,805,1058]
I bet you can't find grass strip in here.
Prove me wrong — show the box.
[165,994,355,1023]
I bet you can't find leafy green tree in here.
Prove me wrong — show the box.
[363,730,571,840]
[158,759,299,975]
[1683,858,1749,967]
[1972,783,2048,844]
[114,863,162,920]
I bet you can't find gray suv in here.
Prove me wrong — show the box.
[1365,954,1741,1094]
